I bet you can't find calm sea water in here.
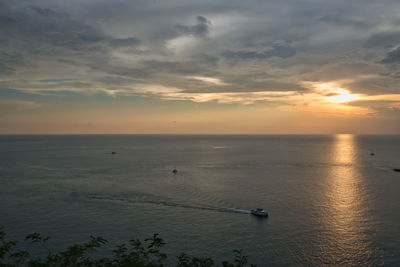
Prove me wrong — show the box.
[1,135,400,266]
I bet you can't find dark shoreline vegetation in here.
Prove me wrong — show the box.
[0,228,255,267]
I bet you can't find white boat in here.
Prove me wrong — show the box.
[251,208,268,217]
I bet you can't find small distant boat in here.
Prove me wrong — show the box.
[111,151,117,154]
[393,168,400,172]
[172,161,178,174]
[251,208,268,217]
[370,152,375,156]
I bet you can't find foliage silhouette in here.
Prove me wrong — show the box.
[0,228,256,267]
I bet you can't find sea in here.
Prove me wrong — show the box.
[1,135,400,266]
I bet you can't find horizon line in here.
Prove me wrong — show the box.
[1,133,399,136]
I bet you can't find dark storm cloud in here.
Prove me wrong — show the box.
[38,78,77,83]
[0,1,144,78]
[0,3,102,77]
[222,45,296,60]
[141,54,219,76]
[316,14,370,28]
[364,32,400,48]
[0,5,105,49]
[95,76,137,86]
[109,37,141,47]
[175,16,211,38]
[89,64,148,79]
[381,47,400,64]
[0,52,24,75]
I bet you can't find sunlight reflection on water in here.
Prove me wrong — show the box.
[320,134,377,265]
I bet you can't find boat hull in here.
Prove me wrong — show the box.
[251,210,268,217]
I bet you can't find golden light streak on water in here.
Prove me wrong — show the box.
[321,134,374,264]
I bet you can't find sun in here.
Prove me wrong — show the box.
[327,89,358,103]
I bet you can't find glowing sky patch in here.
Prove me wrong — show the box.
[190,76,228,86]
[327,89,359,103]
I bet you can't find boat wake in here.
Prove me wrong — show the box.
[90,195,251,215]
[219,208,252,214]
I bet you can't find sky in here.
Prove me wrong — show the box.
[1,0,400,134]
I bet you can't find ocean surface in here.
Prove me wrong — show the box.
[1,135,400,266]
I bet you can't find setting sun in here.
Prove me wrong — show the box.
[327,89,358,103]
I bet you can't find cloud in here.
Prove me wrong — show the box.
[6,6,105,49]
[364,31,400,48]
[381,47,400,64]
[0,100,41,112]
[189,76,228,86]
[1,0,400,114]
[222,44,296,60]
[175,16,211,38]
[139,54,219,76]
[0,1,146,80]
[0,52,24,75]
[157,90,299,105]
[38,78,77,83]
[109,37,141,47]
